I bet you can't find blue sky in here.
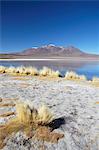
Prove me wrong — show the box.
[1,1,99,54]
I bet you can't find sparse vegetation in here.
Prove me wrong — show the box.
[65,71,87,81]
[6,66,16,74]
[37,104,54,125]
[0,65,90,81]
[92,77,99,83]
[15,102,54,125]
[91,77,99,87]
[15,66,26,74]
[0,65,61,77]
[0,66,7,73]
[0,101,63,148]
[1,65,99,87]
[39,66,61,77]
[24,66,39,75]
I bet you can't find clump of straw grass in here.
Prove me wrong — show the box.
[37,104,54,125]
[65,71,87,81]
[24,66,39,75]
[0,66,7,73]
[92,77,99,83]
[91,76,99,87]
[65,71,78,80]
[15,102,32,123]
[39,67,61,77]
[0,65,39,76]
[0,101,55,148]
[15,102,54,125]
[6,66,16,74]
[15,66,26,74]
[0,65,62,77]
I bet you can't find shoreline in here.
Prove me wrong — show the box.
[0,65,99,84]
[0,57,99,62]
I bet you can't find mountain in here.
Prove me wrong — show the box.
[19,45,85,57]
[0,44,99,59]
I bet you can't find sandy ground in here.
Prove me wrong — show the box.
[0,74,99,150]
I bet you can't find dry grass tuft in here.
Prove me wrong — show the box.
[90,77,99,87]
[39,67,51,76]
[92,77,99,82]
[15,66,26,74]
[0,66,7,73]
[0,65,39,76]
[0,101,64,148]
[15,102,54,125]
[65,71,87,81]
[92,77,99,87]
[24,66,39,75]
[37,104,54,125]
[6,66,16,74]
[15,102,32,124]
[65,71,77,80]
[39,67,61,77]
[49,70,61,77]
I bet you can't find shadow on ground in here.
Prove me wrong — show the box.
[48,117,66,130]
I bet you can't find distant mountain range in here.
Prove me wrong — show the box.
[0,44,99,60]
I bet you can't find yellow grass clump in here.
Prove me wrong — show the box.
[15,102,54,125]
[39,67,61,77]
[0,65,39,76]
[15,102,32,123]
[37,104,54,125]
[92,77,99,83]
[6,66,16,74]
[0,102,53,146]
[24,66,39,75]
[0,101,64,148]
[65,71,87,81]
[15,66,26,74]
[65,71,78,80]
[49,70,61,77]
[39,67,52,76]
[91,77,99,87]
[0,65,7,73]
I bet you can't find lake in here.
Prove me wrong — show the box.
[0,60,99,80]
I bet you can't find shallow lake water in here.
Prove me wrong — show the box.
[0,60,99,80]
